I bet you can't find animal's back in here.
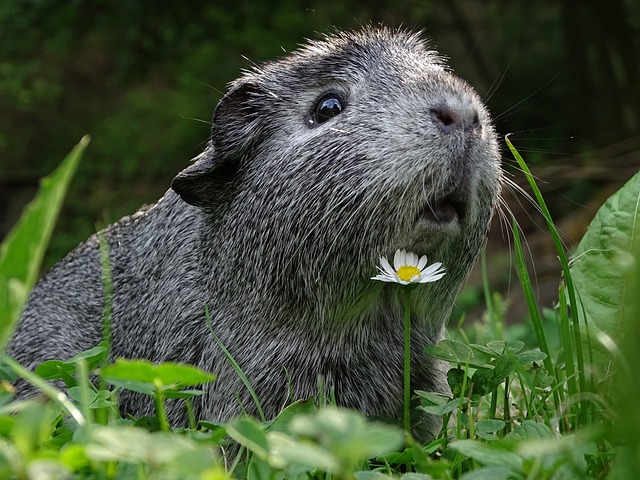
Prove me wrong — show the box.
[9,193,205,371]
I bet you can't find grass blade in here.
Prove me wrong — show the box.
[506,137,587,427]
[0,136,89,350]
[511,220,558,411]
[205,306,266,422]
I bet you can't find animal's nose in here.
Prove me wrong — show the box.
[430,99,480,134]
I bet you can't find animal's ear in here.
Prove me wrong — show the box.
[171,81,264,209]
[171,147,237,209]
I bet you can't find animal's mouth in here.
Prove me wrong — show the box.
[419,194,467,224]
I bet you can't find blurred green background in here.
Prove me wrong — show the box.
[1,0,639,278]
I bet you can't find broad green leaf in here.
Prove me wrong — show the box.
[486,340,524,354]
[35,360,76,382]
[449,439,523,470]
[68,387,97,405]
[289,407,404,463]
[26,460,70,479]
[267,431,339,473]
[491,355,516,381]
[505,420,554,442]
[34,346,108,386]
[470,368,494,396]
[101,359,156,384]
[58,443,91,472]
[225,416,270,459]
[532,366,555,389]
[267,398,317,434]
[415,391,459,415]
[459,466,518,480]
[476,419,506,434]
[67,387,115,409]
[102,378,155,396]
[247,455,279,480]
[11,402,57,457]
[0,136,89,350]
[414,390,450,406]
[86,425,221,474]
[67,346,108,371]
[570,170,640,394]
[447,368,469,397]
[154,362,217,386]
[515,350,547,365]
[100,358,215,390]
[419,401,459,416]
[424,339,474,364]
[354,472,394,479]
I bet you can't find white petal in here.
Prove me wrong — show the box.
[405,251,415,267]
[380,257,396,276]
[372,275,396,282]
[409,274,420,282]
[393,249,403,270]
[417,255,428,270]
[421,262,443,275]
[418,271,446,283]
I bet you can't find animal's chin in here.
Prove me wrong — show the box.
[418,193,467,225]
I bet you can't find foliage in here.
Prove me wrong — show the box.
[0,136,89,351]
[0,143,638,478]
[569,170,640,397]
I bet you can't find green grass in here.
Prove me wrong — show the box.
[0,140,638,479]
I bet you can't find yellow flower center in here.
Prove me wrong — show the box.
[397,265,421,282]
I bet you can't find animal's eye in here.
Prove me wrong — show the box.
[312,95,343,124]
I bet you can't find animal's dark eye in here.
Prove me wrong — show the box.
[312,95,343,124]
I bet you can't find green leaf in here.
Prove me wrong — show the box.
[0,136,89,350]
[470,368,494,396]
[267,398,317,434]
[424,339,474,364]
[447,368,470,397]
[288,407,404,468]
[505,420,555,442]
[100,358,216,392]
[103,378,155,396]
[67,346,108,371]
[267,431,339,473]
[35,360,76,382]
[570,170,640,394]
[459,466,519,480]
[476,419,506,434]
[415,391,459,415]
[225,416,270,459]
[449,439,523,470]
[486,340,524,354]
[354,472,394,479]
[85,425,220,474]
[400,474,435,480]
[515,350,548,365]
[11,402,57,457]
[33,346,108,386]
[491,355,516,380]
[153,363,217,386]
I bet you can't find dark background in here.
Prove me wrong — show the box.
[1,0,639,319]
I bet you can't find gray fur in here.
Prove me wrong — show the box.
[8,27,501,439]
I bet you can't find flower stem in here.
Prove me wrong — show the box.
[154,380,170,432]
[403,287,412,433]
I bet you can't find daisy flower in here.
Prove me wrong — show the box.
[371,249,446,285]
